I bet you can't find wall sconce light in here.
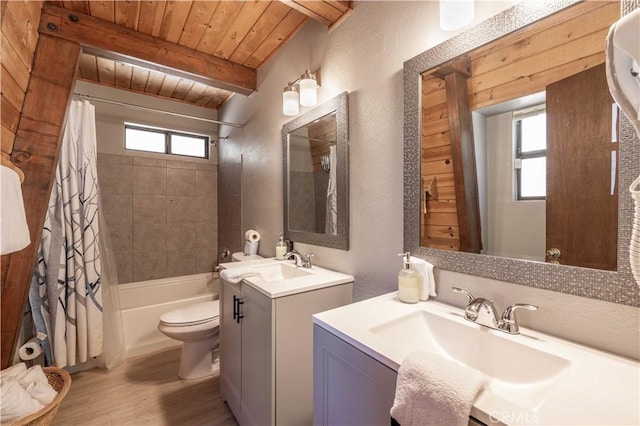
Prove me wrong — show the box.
[439,0,474,31]
[283,84,299,116]
[282,69,319,116]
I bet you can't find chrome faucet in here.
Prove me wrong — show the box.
[284,250,314,268]
[452,287,538,335]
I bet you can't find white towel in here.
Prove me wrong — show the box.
[410,257,437,301]
[220,268,262,284]
[0,378,44,423]
[1,166,31,255]
[0,363,58,420]
[390,351,487,426]
[25,381,57,406]
[0,362,27,380]
[17,365,49,389]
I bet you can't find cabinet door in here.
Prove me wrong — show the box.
[240,284,273,426]
[275,283,353,425]
[220,280,243,417]
[313,325,398,426]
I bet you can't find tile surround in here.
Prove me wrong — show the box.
[99,153,218,282]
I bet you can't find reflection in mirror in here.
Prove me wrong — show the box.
[405,0,639,305]
[419,1,619,270]
[283,92,349,250]
[288,112,338,235]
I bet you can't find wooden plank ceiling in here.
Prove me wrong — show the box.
[48,0,353,109]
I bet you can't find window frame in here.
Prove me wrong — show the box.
[124,123,210,159]
[513,107,546,201]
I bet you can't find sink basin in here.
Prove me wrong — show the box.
[370,310,570,384]
[313,293,640,425]
[252,262,312,282]
[369,310,570,411]
[220,257,353,299]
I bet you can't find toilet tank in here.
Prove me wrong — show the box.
[232,252,263,262]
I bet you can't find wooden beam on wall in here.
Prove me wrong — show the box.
[39,4,256,96]
[441,71,482,253]
[0,34,80,369]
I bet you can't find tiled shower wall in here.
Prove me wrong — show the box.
[98,153,218,283]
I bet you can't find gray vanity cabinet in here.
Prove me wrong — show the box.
[313,325,398,425]
[220,281,272,425]
[220,279,353,425]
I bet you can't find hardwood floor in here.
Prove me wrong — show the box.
[53,347,238,426]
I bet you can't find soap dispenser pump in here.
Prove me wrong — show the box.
[276,233,287,260]
[398,252,420,303]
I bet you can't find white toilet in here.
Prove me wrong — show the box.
[158,300,220,380]
[158,251,263,379]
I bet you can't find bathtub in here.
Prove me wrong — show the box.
[118,272,218,358]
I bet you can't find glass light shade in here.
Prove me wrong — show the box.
[439,0,474,31]
[283,86,299,116]
[299,72,318,107]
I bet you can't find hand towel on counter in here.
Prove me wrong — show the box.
[410,257,437,301]
[220,267,263,284]
[390,351,487,426]
[1,165,31,255]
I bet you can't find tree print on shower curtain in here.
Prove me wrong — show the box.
[29,99,103,367]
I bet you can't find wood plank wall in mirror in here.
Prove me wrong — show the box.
[420,0,620,270]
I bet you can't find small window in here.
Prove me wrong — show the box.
[514,107,546,200]
[125,124,209,159]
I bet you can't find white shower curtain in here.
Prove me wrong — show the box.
[29,99,124,370]
[325,146,338,235]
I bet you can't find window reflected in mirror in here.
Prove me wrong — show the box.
[419,1,618,270]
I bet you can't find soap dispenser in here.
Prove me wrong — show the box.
[398,252,420,303]
[276,233,287,260]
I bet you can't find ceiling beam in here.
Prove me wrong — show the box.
[279,1,332,26]
[39,4,256,96]
[1,34,80,369]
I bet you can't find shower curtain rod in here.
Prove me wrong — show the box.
[72,93,244,128]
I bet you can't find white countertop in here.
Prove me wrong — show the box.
[219,258,354,299]
[312,292,640,425]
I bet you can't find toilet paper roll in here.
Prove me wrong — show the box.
[18,338,42,361]
[245,229,261,242]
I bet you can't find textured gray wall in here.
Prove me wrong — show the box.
[218,1,639,359]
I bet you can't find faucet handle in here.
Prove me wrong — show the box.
[499,304,538,334]
[451,287,475,303]
[303,253,314,268]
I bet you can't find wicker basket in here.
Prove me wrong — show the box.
[10,367,72,426]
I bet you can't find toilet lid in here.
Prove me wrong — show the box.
[160,300,220,326]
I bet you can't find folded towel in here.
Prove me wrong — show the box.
[0,363,27,380]
[410,257,437,301]
[25,381,57,406]
[1,166,31,255]
[18,365,49,389]
[390,352,487,426]
[0,378,44,423]
[220,268,262,284]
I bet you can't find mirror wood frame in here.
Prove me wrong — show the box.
[404,0,639,307]
[282,91,349,250]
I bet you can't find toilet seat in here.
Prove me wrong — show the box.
[159,300,220,327]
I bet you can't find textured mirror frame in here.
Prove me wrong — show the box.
[283,91,349,250]
[404,1,639,306]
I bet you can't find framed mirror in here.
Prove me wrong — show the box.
[404,1,639,306]
[283,92,349,250]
